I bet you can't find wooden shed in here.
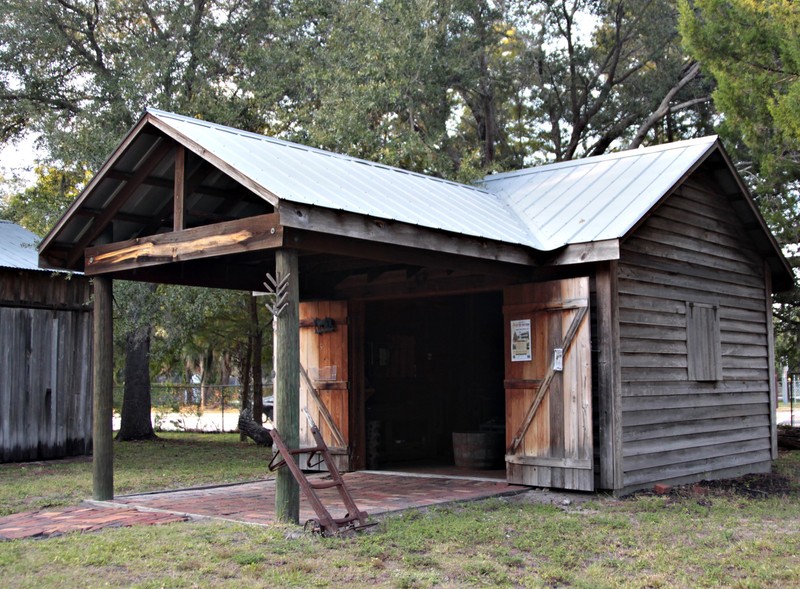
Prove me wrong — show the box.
[38,110,793,498]
[1,220,93,462]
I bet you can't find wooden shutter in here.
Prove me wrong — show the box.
[686,302,722,382]
[503,278,594,490]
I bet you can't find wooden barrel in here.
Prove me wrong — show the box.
[452,432,505,469]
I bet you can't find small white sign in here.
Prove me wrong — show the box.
[553,348,563,372]
[510,319,532,362]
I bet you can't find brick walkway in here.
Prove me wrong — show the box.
[0,472,523,540]
[0,506,187,540]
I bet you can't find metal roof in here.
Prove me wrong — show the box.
[36,109,792,291]
[481,136,720,247]
[146,109,548,250]
[0,220,44,271]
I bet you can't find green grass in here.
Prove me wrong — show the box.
[0,432,271,516]
[1,434,799,588]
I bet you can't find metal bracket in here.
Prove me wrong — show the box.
[313,317,337,334]
[263,271,291,317]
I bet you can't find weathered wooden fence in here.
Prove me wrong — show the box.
[0,306,93,462]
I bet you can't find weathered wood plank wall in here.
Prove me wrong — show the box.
[1,270,93,462]
[618,173,773,493]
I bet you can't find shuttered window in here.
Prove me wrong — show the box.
[686,302,722,381]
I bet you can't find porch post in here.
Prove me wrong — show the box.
[275,248,300,523]
[92,275,114,500]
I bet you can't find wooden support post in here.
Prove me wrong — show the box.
[174,145,185,232]
[92,276,114,500]
[275,249,300,523]
[595,262,623,493]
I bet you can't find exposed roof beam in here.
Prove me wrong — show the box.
[84,213,283,275]
[332,270,516,301]
[66,140,175,268]
[104,168,239,200]
[287,228,535,280]
[279,202,539,269]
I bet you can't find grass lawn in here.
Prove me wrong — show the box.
[1,434,799,588]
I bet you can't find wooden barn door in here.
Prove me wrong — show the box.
[503,278,593,490]
[299,301,350,471]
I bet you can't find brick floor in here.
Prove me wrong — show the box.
[0,472,524,540]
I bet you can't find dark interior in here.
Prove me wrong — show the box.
[364,291,505,469]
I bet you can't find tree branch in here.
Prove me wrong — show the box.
[627,61,703,149]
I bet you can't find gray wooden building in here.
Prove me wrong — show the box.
[1,220,93,462]
[38,110,793,499]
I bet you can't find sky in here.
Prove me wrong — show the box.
[0,134,41,191]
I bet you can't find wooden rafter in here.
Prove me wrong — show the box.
[66,140,175,268]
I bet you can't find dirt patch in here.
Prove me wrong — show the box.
[503,487,596,509]
[0,455,92,469]
[699,472,796,498]
[634,472,797,502]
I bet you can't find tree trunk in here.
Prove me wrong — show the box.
[250,296,264,424]
[239,330,253,442]
[238,408,273,447]
[117,326,157,441]
[200,346,213,408]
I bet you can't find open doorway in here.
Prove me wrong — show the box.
[363,291,505,477]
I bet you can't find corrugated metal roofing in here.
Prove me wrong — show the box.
[481,135,719,247]
[147,109,550,250]
[0,220,44,271]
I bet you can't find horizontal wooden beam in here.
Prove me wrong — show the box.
[545,239,619,266]
[279,202,539,268]
[289,229,535,280]
[505,456,592,469]
[330,268,517,301]
[84,213,283,275]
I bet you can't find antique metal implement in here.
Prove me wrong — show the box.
[268,408,374,536]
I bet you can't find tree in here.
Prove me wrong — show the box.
[680,0,800,369]
[0,0,294,438]
[290,0,714,180]
[513,0,714,162]
[0,166,87,236]
[0,0,294,167]
[114,281,159,441]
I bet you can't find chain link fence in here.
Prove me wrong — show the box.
[113,383,273,432]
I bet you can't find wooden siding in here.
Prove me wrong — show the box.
[618,174,773,493]
[0,268,92,309]
[1,270,93,462]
